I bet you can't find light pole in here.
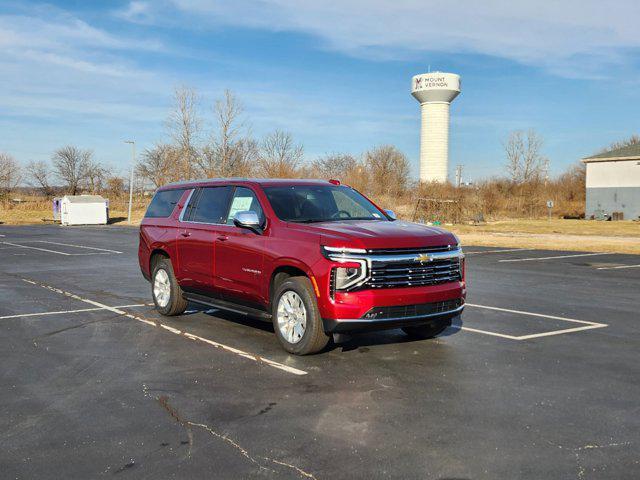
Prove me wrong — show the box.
[124,140,135,224]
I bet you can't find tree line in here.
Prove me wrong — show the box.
[135,87,411,198]
[1,84,638,220]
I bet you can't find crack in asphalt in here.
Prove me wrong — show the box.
[155,394,317,480]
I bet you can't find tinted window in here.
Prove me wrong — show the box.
[191,186,232,224]
[226,187,264,225]
[145,189,186,218]
[263,185,386,223]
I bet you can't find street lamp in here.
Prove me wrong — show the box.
[124,140,135,224]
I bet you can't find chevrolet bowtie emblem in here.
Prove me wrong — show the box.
[416,253,432,264]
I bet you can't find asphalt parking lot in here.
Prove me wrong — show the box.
[1,225,638,479]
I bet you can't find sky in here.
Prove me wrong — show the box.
[1,0,639,182]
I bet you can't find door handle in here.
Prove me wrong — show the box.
[180,231,191,237]
[217,235,228,242]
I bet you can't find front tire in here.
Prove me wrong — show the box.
[402,317,453,339]
[272,277,329,355]
[151,257,188,316]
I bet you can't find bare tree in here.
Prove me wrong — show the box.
[364,145,410,196]
[0,152,22,197]
[197,90,255,177]
[26,160,54,196]
[311,153,358,178]
[52,146,92,195]
[85,160,109,193]
[598,134,640,153]
[257,131,304,178]
[137,144,181,189]
[106,175,126,197]
[166,86,201,180]
[503,130,545,184]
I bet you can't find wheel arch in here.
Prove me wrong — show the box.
[268,263,312,309]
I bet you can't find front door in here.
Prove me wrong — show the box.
[176,186,232,297]
[214,186,267,310]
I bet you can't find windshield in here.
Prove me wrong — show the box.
[263,185,388,223]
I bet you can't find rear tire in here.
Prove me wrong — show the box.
[402,317,452,339]
[151,257,188,316]
[272,276,329,355]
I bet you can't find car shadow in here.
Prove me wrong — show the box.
[193,304,463,354]
[330,315,463,352]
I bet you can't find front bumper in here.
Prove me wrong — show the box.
[322,302,464,333]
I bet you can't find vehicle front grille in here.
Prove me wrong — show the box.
[361,298,463,319]
[363,257,462,289]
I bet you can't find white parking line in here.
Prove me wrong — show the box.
[1,241,117,256]
[2,241,76,255]
[21,279,307,376]
[465,248,533,255]
[0,304,146,320]
[596,264,640,270]
[34,241,123,254]
[463,303,608,340]
[499,252,611,263]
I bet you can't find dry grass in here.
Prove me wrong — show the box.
[450,219,640,254]
[0,199,146,225]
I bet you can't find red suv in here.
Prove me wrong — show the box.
[139,179,465,354]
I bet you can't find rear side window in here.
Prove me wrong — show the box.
[191,186,232,224]
[145,189,186,218]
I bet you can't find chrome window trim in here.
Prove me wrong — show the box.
[178,189,195,222]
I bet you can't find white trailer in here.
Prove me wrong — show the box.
[60,195,108,226]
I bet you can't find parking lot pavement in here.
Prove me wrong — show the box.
[1,225,639,479]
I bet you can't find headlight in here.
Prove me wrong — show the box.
[321,246,370,292]
[321,245,367,258]
[334,265,363,290]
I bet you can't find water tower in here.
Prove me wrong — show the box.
[411,72,461,183]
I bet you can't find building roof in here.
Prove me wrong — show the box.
[583,143,640,163]
[62,195,107,203]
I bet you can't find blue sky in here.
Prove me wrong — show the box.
[1,0,639,181]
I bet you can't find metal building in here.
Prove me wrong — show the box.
[582,144,640,220]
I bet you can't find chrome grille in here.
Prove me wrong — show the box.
[364,257,461,289]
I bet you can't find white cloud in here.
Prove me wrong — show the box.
[169,0,640,77]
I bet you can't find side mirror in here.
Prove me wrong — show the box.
[233,211,262,233]
[384,209,397,220]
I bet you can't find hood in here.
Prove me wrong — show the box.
[288,220,458,250]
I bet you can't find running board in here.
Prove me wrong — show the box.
[183,293,272,320]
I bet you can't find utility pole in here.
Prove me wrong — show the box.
[124,140,135,224]
[455,164,463,188]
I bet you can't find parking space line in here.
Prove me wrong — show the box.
[454,325,520,340]
[0,304,146,320]
[466,303,606,326]
[462,303,608,341]
[1,241,115,256]
[596,264,640,270]
[465,248,533,255]
[499,252,611,263]
[516,324,607,340]
[34,241,123,254]
[21,278,308,376]
[2,241,74,255]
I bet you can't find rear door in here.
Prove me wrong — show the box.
[176,186,232,297]
[214,186,267,310]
